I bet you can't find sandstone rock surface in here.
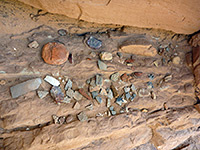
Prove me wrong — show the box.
[1,2,200,149]
[18,0,200,34]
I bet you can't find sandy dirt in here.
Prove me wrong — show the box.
[0,0,200,150]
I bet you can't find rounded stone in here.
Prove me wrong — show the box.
[42,42,69,65]
[58,29,67,36]
[66,114,73,123]
[99,52,113,61]
[172,56,181,65]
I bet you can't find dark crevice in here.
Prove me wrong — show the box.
[106,0,112,6]
[172,136,193,150]
[9,25,55,39]
[0,121,52,134]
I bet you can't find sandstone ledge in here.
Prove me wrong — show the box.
[19,0,200,34]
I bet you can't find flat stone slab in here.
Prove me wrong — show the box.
[119,38,157,57]
[120,44,157,57]
[44,75,60,86]
[10,78,42,98]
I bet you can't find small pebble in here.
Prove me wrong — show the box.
[125,92,131,100]
[58,29,67,36]
[52,115,66,124]
[138,88,150,97]
[89,86,101,92]
[147,82,154,89]
[91,91,99,99]
[110,72,120,82]
[117,52,123,58]
[66,88,74,98]
[95,74,103,86]
[106,88,114,99]
[79,88,92,100]
[130,84,136,92]
[141,108,148,113]
[121,73,129,82]
[115,96,126,106]
[163,74,172,82]
[52,71,60,77]
[96,96,102,104]
[63,97,71,103]
[133,72,143,78]
[89,78,96,87]
[37,90,49,99]
[151,91,156,99]
[125,58,134,63]
[58,116,66,124]
[110,110,116,116]
[86,36,102,49]
[104,79,110,83]
[73,102,80,109]
[77,112,88,122]
[97,60,107,70]
[73,91,82,101]
[90,78,96,87]
[52,115,60,124]
[96,113,104,117]
[130,93,137,101]
[106,98,111,107]
[50,86,64,102]
[124,87,130,93]
[85,104,93,110]
[0,71,6,74]
[0,80,6,85]
[109,106,114,111]
[65,79,72,90]
[172,56,181,65]
[90,51,96,57]
[107,110,111,116]
[47,35,53,39]
[153,60,159,67]
[126,63,133,66]
[66,115,73,123]
[64,76,69,81]
[28,41,39,48]
[99,88,107,96]
[99,52,112,61]
[86,79,91,84]
[120,106,129,113]
[110,84,119,98]
[148,74,155,80]
[166,47,170,52]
